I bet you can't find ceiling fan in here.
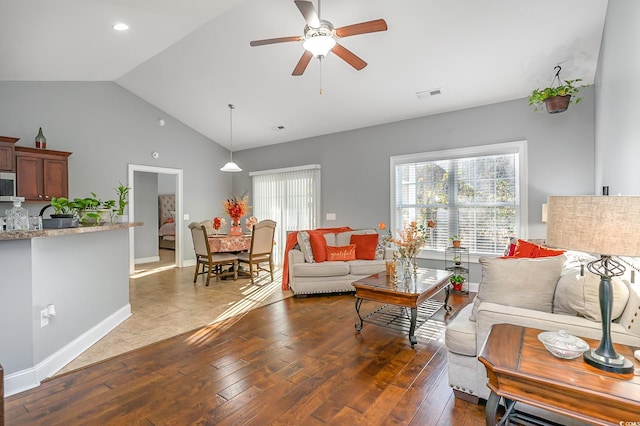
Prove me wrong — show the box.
[249,0,387,76]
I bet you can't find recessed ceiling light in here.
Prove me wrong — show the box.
[112,23,129,31]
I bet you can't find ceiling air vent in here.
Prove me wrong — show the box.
[416,88,442,99]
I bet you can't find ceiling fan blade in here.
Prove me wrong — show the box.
[335,19,388,38]
[292,51,313,76]
[250,36,303,47]
[294,0,320,27]
[331,44,367,70]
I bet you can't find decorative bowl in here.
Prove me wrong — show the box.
[538,330,589,359]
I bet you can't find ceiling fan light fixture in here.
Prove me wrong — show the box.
[303,34,336,58]
[220,104,242,173]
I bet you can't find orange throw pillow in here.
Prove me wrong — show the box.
[308,231,329,262]
[350,234,379,260]
[512,239,565,258]
[326,244,356,261]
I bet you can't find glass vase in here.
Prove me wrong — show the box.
[229,222,242,235]
[401,256,413,278]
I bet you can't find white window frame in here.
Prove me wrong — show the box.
[390,141,528,261]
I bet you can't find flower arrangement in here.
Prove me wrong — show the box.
[212,216,226,232]
[245,216,258,230]
[394,221,435,260]
[378,222,393,246]
[378,220,435,255]
[222,195,250,226]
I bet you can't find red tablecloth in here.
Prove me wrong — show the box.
[208,235,251,253]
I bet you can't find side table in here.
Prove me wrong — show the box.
[479,324,640,425]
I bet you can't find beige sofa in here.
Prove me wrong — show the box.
[288,228,388,296]
[445,252,640,403]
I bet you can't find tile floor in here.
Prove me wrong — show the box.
[57,249,291,374]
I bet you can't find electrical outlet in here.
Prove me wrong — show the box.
[40,309,49,327]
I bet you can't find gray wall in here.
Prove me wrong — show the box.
[595,0,640,196]
[234,89,597,243]
[0,240,33,372]
[134,171,159,260]
[0,81,234,263]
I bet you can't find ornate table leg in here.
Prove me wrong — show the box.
[486,392,517,426]
[485,391,500,426]
[408,307,418,346]
[443,285,452,312]
[354,297,364,331]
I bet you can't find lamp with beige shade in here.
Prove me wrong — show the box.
[546,195,640,373]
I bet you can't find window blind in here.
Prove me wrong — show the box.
[251,165,321,264]
[392,142,525,256]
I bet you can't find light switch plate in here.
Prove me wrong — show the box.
[40,309,49,328]
[326,213,336,221]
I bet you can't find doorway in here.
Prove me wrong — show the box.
[127,164,184,275]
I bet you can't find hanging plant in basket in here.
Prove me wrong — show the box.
[528,66,586,114]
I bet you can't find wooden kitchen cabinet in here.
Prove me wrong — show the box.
[0,136,19,172]
[15,146,72,201]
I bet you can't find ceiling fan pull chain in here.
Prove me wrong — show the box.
[319,57,324,94]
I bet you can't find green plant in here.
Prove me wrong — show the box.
[101,199,116,210]
[528,79,585,111]
[50,197,75,216]
[115,182,130,215]
[73,193,101,224]
[450,274,465,284]
[449,235,462,241]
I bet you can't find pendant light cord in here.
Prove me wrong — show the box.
[228,104,235,161]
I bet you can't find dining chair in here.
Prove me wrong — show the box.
[188,222,238,286]
[237,219,276,285]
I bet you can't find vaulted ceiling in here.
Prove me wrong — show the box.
[0,0,609,150]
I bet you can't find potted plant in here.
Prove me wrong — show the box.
[450,274,465,292]
[450,235,462,248]
[528,78,585,113]
[50,197,76,218]
[74,193,102,226]
[453,255,462,266]
[99,199,117,224]
[115,182,130,223]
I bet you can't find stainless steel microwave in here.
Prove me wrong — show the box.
[0,172,17,201]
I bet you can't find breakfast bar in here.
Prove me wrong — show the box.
[0,223,140,396]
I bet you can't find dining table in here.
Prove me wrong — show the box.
[207,233,252,253]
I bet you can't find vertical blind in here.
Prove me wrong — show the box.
[251,165,321,265]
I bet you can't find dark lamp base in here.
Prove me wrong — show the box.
[584,350,634,374]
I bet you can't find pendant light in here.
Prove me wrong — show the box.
[220,104,242,172]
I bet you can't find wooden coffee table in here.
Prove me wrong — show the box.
[479,324,640,425]
[352,268,451,347]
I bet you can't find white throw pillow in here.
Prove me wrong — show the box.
[297,231,315,263]
[553,257,630,321]
[470,255,565,322]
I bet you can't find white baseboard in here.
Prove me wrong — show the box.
[4,304,131,397]
[183,258,196,267]
[135,255,160,264]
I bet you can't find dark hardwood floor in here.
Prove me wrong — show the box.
[5,290,486,425]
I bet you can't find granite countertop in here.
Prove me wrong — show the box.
[0,222,143,241]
